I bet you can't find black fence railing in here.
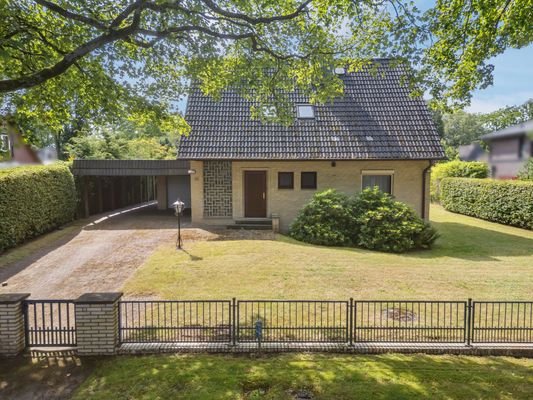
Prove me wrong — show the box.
[116,299,533,345]
[119,300,232,343]
[354,300,467,343]
[472,301,533,343]
[24,300,76,347]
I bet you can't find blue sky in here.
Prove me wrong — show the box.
[466,45,533,113]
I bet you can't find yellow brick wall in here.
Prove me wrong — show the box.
[191,160,432,231]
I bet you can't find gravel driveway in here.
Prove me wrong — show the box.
[0,203,185,299]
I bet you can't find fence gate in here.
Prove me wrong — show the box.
[24,300,76,347]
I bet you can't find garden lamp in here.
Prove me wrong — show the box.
[172,198,185,249]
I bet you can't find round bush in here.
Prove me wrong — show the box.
[351,188,438,253]
[289,189,355,246]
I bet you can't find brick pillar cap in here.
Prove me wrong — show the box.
[75,292,123,304]
[0,293,30,303]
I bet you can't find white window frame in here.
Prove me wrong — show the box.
[361,170,394,195]
[296,104,315,119]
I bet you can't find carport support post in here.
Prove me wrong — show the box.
[0,293,30,357]
[74,292,122,356]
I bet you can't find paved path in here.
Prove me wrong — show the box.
[0,203,184,299]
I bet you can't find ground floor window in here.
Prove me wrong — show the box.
[361,171,393,194]
[278,172,294,189]
[301,172,317,189]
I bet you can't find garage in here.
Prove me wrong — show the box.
[72,159,191,217]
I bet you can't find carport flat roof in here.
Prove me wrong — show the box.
[72,159,190,176]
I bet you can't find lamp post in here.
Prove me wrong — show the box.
[172,198,185,249]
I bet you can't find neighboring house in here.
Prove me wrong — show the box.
[481,120,533,179]
[458,143,488,163]
[178,59,445,232]
[0,118,41,167]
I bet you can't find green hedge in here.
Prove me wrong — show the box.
[0,163,77,252]
[440,178,533,229]
[431,161,488,201]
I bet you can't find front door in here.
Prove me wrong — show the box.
[244,171,267,217]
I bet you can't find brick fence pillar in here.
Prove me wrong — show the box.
[74,292,122,356]
[0,293,30,357]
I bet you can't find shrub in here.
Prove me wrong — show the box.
[431,160,488,201]
[289,188,438,253]
[351,188,439,253]
[0,163,77,252]
[289,189,355,246]
[518,158,533,180]
[440,178,533,229]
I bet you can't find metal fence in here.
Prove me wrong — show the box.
[19,299,533,347]
[472,301,533,343]
[24,300,76,347]
[119,300,232,343]
[116,299,533,345]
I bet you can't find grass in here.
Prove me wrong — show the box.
[73,353,533,399]
[123,205,533,300]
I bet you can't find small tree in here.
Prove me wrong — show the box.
[518,158,533,181]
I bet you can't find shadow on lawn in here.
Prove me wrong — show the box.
[71,354,533,399]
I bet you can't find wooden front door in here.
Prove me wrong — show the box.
[244,171,267,217]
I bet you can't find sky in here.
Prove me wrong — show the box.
[466,45,533,113]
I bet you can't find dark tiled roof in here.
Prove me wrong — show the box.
[179,60,444,160]
[72,159,189,176]
[481,119,533,141]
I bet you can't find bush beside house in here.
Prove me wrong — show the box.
[0,163,77,252]
[289,188,438,253]
[430,160,489,201]
[440,178,533,230]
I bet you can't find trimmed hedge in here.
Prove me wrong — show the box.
[440,178,533,229]
[431,161,488,201]
[0,163,77,252]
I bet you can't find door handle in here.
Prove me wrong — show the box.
[262,192,265,200]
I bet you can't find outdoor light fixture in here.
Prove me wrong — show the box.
[172,198,185,249]
[188,169,196,175]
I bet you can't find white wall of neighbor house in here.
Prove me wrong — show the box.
[190,159,431,232]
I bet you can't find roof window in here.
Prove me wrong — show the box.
[297,104,315,119]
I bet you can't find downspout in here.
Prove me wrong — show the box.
[421,160,433,220]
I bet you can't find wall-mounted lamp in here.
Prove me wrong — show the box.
[188,169,196,175]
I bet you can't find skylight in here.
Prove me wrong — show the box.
[297,104,315,119]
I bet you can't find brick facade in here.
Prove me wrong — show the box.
[191,160,431,232]
[75,292,122,356]
[203,160,233,217]
[0,293,29,357]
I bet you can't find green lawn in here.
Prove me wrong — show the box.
[124,205,533,300]
[73,354,533,400]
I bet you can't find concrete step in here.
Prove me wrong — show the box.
[234,219,272,225]
[227,223,272,230]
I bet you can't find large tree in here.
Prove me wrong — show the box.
[0,0,531,131]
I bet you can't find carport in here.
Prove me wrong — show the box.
[72,159,191,217]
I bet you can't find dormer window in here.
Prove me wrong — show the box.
[297,104,315,119]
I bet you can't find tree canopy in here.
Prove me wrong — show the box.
[0,0,532,155]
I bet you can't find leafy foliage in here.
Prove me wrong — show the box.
[431,161,489,201]
[440,178,533,230]
[288,189,355,246]
[351,188,438,253]
[289,188,438,253]
[517,158,533,181]
[0,163,77,252]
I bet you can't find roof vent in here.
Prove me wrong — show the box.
[334,67,346,75]
[366,136,374,141]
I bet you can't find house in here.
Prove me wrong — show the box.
[481,119,533,179]
[178,60,445,232]
[458,143,488,163]
[0,118,41,167]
